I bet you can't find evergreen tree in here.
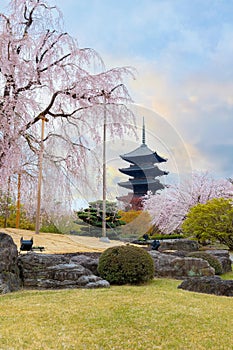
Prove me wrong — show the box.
[76,201,125,237]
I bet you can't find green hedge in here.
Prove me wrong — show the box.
[98,245,155,285]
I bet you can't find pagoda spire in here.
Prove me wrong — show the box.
[142,117,146,145]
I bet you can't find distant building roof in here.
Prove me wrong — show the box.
[118,178,165,190]
[120,144,167,164]
[119,164,168,177]
[118,117,168,202]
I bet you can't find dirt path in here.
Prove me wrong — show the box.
[1,228,125,254]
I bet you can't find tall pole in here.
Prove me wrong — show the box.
[16,173,21,229]
[4,176,11,228]
[35,115,47,234]
[102,96,107,238]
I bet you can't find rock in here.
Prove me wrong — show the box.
[164,248,232,274]
[0,232,19,272]
[85,280,110,289]
[160,250,187,258]
[0,272,21,294]
[0,232,21,294]
[149,251,215,279]
[178,276,233,296]
[70,255,99,275]
[18,253,109,289]
[159,239,199,252]
[204,250,232,273]
[18,253,69,271]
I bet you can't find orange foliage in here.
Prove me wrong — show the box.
[118,210,141,223]
[119,210,152,237]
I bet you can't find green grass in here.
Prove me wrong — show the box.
[0,279,233,350]
[221,268,233,280]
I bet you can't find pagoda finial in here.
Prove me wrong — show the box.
[142,117,146,145]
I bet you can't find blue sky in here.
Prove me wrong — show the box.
[53,0,233,179]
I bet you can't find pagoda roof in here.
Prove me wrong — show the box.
[120,144,167,164]
[119,164,168,177]
[118,178,165,189]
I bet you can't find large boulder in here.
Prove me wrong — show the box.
[149,251,215,279]
[162,248,232,274]
[204,250,232,273]
[69,254,99,275]
[159,239,199,252]
[17,253,109,289]
[178,276,233,296]
[0,232,21,294]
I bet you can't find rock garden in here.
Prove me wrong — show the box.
[1,232,232,297]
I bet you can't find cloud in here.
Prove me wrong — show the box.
[121,55,233,177]
[47,1,233,177]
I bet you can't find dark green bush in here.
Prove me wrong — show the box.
[149,234,184,240]
[187,251,223,275]
[98,245,155,285]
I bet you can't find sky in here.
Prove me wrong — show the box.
[1,0,232,204]
[52,0,233,181]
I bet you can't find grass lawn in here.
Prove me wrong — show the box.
[0,278,233,350]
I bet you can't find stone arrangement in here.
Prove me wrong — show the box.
[178,276,233,297]
[17,252,107,290]
[0,232,21,294]
[0,232,108,294]
[157,239,233,296]
[204,249,232,273]
[149,250,215,279]
[157,239,232,274]
[159,239,199,253]
[0,233,232,296]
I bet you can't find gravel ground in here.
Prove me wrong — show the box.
[1,228,125,254]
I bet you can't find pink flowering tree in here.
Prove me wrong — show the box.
[143,172,233,234]
[0,0,135,217]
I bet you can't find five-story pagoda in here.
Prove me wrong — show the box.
[118,119,168,206]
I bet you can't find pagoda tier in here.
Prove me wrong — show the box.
[118,178,165,195]
[118,118,168,204]
[119,164,168,177]
[120,143,167,165]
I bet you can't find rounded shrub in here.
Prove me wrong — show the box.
[98,245,155,285]
[187,251,223,275]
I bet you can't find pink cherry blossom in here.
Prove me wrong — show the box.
[0,0,136,214]
[143,171,233,234]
